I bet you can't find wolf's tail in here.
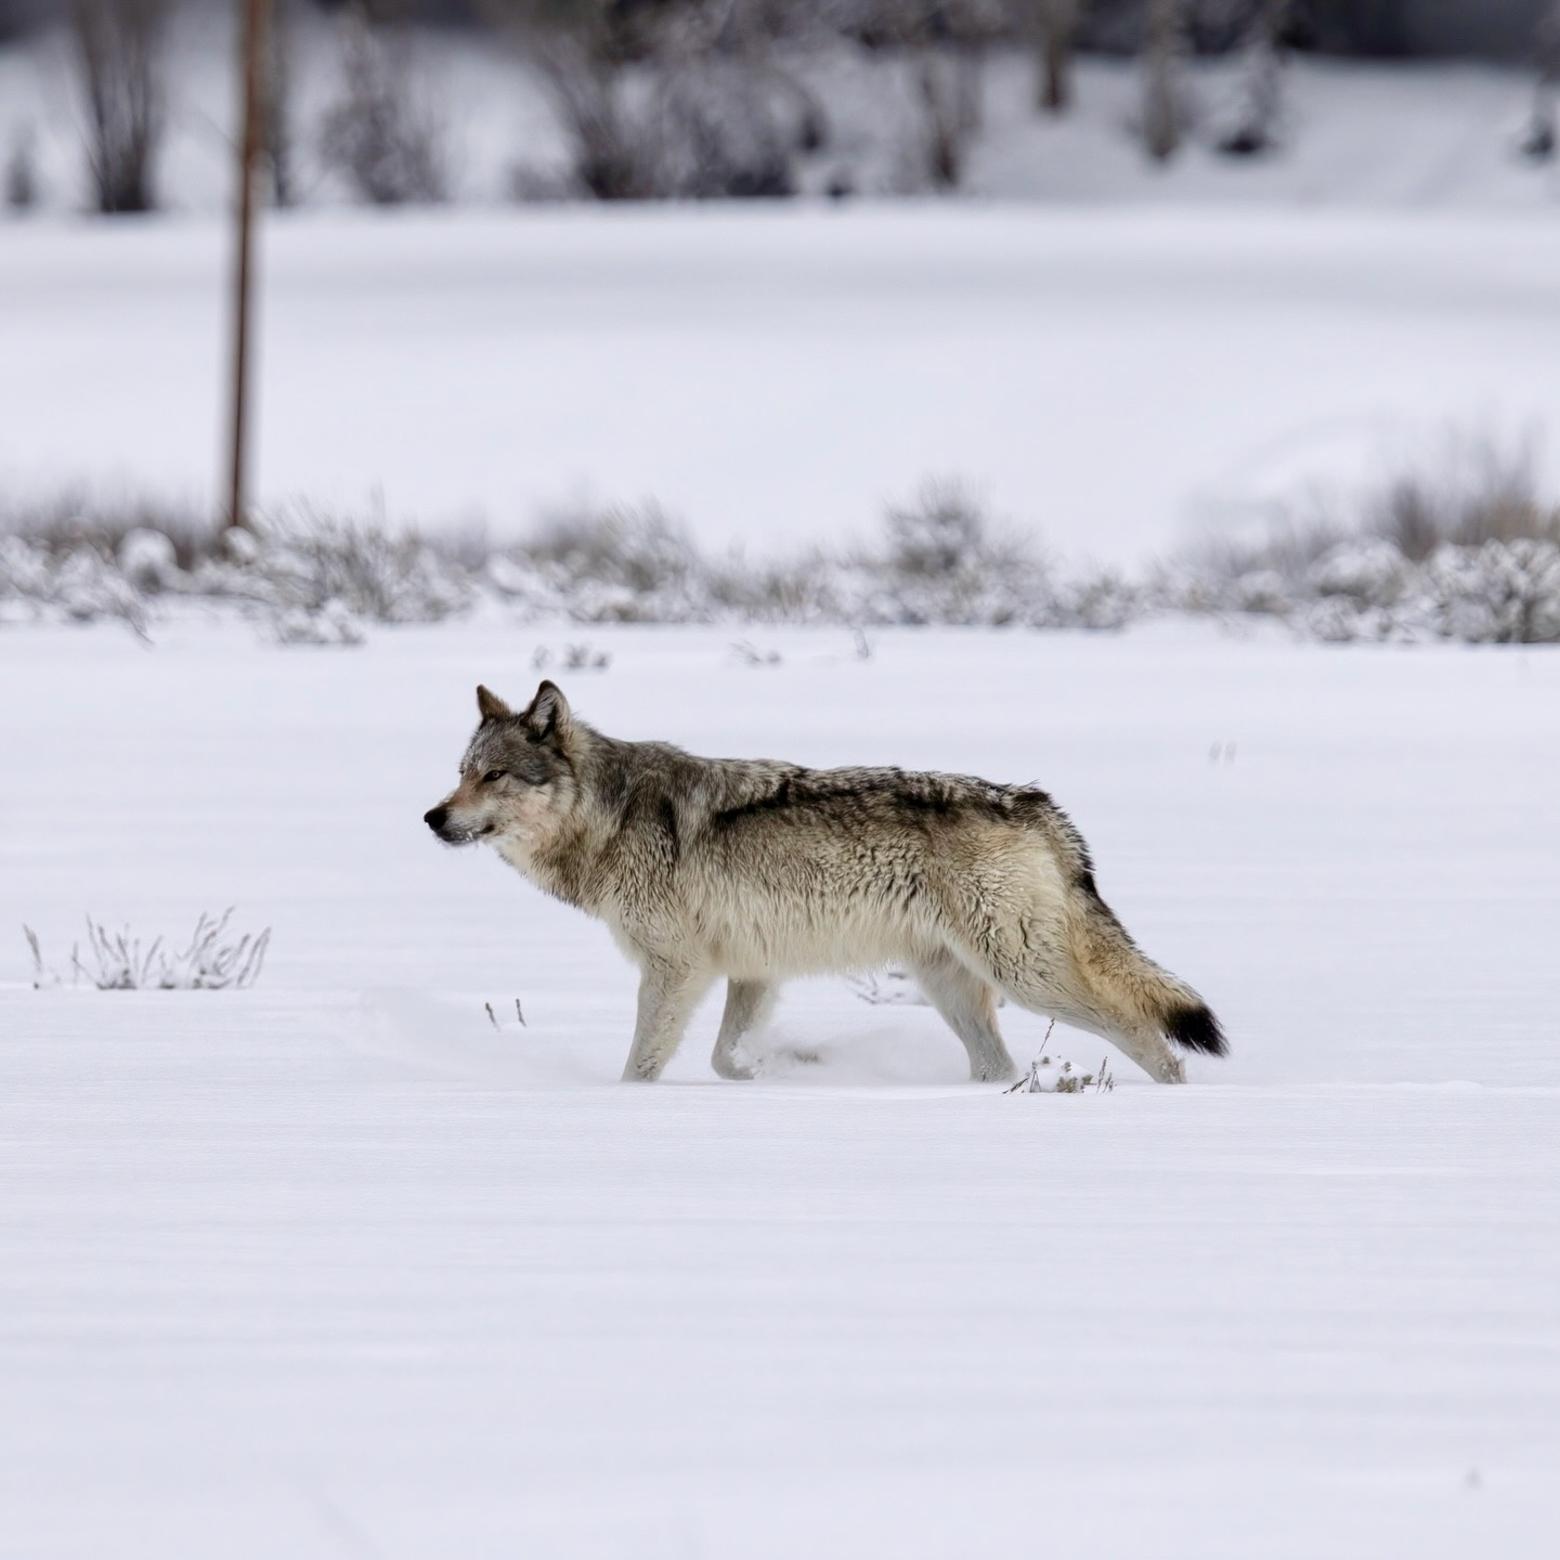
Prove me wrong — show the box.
[1070,885,1227,1056]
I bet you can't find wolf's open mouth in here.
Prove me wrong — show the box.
[438,824,493,847]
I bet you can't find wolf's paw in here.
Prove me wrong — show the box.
[972,1061,1019,1085]
[711,1044,759,1082]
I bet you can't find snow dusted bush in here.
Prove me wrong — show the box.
[268,599,367,649]
[509,504,713,622]
[1221,534,1560,647]
[0,534,48,618]
[1423,540,1560,645]
[8,452,1553,646]
[1006,1052,1115,1094]
[0,486,1162,639]
[0,503,470,639]
[1306,540,1409,607]
[0,536,151,638]
[117,526,181,592]
[1058,568,1141,632]
[1178,436,1560,644]
[238,509,472,625]
[1296,595,1406,646]
[843,480,1054,627]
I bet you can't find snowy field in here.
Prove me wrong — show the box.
[3,621,1558,1556]
[5,205,1560,565]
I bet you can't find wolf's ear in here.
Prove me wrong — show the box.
[520,679,572,743]
[476,684,512,722]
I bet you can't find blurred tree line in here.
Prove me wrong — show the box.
[1,1,1554,58]
[5,0,1559,216]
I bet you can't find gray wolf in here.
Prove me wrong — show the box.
[424,681,1225,1084]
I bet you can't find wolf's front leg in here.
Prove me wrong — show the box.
[622,958,711,1082]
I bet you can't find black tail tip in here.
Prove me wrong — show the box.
[1165,1003,1228,1057]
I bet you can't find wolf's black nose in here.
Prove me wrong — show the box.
[423,806,448,832]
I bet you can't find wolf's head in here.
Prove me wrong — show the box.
[423,681,580,854]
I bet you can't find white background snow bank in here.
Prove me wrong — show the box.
[2,623,1558,1555]
[5,207,1560,564]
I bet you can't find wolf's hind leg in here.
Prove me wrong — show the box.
[622,958,711,1082]
[710,979,776,1081]
[910,949,1016,1083]
[985,947,1185,1085]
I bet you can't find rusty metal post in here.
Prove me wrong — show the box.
[226,0,270,528]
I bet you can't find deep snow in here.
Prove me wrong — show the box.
[2,621,1558,1556]
[4,206,1560,565]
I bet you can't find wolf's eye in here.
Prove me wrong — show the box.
[482,769,507,784]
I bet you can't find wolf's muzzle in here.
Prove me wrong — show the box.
[423,805,449,834]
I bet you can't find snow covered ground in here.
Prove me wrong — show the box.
[5,204,1560,565]
[3,621,1558,1556]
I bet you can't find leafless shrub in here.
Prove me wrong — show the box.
[883,478,993,576]
[881,2,994,190]
[69,0,170,214]
[1174,430,1560,642]
[516,503,710,619]
[266,0,299,207]
[318,4,447,206]
[532,641,611,672]
[856,478,1055,625]
[1215,0,1291,157]
[240,506,472,623]
[1519,1,1560,161]
[1024,0,1084,115]
[24,910,271,992]
[1140,0,1189,163]
[730,639,782,666]
[0,493,216,570]
[913,51,970,188]
[704,548,839,623]
[490,0,810,201]
[0,534,154,640]
[1175,510,1348,605]
[491,0,653,201]
[543,44,643,195]
[4,480,1134,636]
[5,123,39,210]
[655,56,799,198]
[1188,433,1558,598]
[1365,434,1558,560]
